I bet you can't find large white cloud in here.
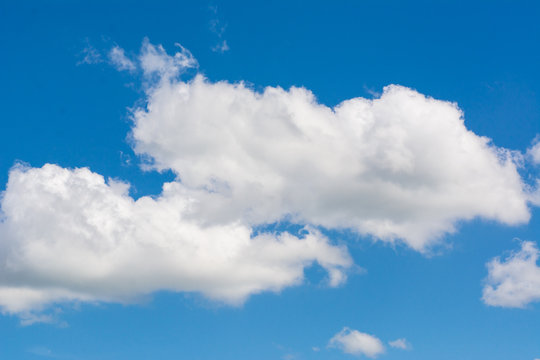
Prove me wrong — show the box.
[482,241,540,308]
[0,39,537,317]
[329,327,385,358]
[0,164,351,315]
[130,49,531,250]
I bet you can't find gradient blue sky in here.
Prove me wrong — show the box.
[1,1,540,359]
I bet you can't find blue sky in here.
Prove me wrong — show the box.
[1,1,540,359]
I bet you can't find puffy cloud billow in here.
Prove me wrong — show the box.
[0,39,537,316]
[0,164,351,315]
[131,57,531,250]
[483,241,540,308]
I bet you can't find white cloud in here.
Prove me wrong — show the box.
[388,338,411,350]
[2,39,539,317]
[482,241,540,308]
[528,136,540,165]
[129,42,533,251]
[108,46,136,72]
[138,38,197,81]
[0,164,351,315]
[329,327,385,358]
[77,44,102,65]
[208,6,229,53]
[212,40,229,53]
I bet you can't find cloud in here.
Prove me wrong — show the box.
[80,38,197,79]
[108,46,136,72]
[329,328,385,358]
[482,241,540,308]
[0,164,351,315]
[138,38,197,81]
[388,338,411,350]
[77,43,102,65]
[129,41,533,251]
[2,39,538,317]
[528,136,540,165]
[212,40,229,54]
[208,6,229,53]
[19,312,59,327]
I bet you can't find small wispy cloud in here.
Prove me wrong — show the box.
[20,313,56,326]
[527,135,540,165]
[77,38,198,87]
[388,338,411,350]
[212,40,229,53]
[77,41,102,65]
[208,5,229,53]
[109,46,136,72]
[18,307,68,327]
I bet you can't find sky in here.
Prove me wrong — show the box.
[1,1,540,359]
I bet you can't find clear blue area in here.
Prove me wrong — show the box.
[1,1,540,359]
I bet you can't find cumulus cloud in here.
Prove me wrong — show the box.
[1,39,538,317]
[388,338,411,350]
[0,164,351,315]
[109,46,136,72]
[482,241,540,308]
[329,327,385,358]
[130,44,532,250]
